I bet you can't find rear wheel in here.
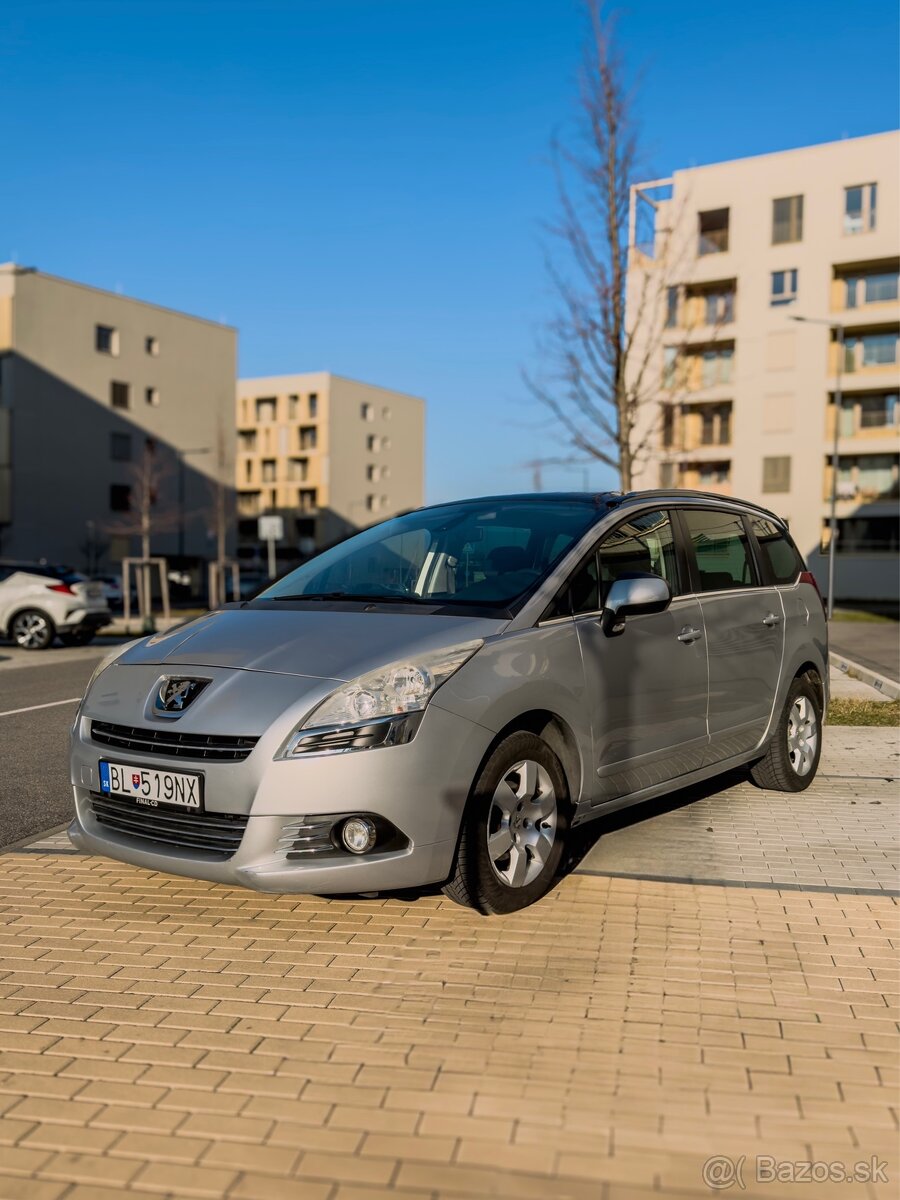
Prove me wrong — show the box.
[750,673,822,792]
[443,731,569,914]
[59,630,96,647]
[10,609,55,650]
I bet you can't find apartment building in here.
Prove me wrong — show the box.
[236,372,424,563]
[627,131,899,602]
[0,264,237,571]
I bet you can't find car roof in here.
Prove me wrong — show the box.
[412,490,787,526]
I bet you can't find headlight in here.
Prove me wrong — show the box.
[73,639,140,729]
[279,639,482,757]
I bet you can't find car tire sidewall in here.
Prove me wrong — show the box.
[779,676,823,790]
[11,609,55,650]
[462,731,570,915]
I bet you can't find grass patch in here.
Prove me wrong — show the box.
[831,608,897,624]
[828,698,900,727]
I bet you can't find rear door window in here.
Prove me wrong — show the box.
[750,517,805,584]
[680,508,758,591]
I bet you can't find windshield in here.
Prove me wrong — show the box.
[256,499,600,610]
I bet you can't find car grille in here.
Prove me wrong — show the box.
[91,720,258,762]
[89,793,248,860]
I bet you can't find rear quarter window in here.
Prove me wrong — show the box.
[750,517,805,585]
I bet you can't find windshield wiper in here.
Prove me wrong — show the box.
[266,591,430,604]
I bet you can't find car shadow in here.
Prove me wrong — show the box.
[353,766,753,911]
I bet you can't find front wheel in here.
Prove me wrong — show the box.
[750,673,823,792]
[10,609,56,650]
[443,731,569,915]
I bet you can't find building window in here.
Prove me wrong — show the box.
[110,381,130,409]
[366,495,378,512]
[96,325,118,355]
[288,458,308,482]
[845,333,899,371]
[238,430,257,451]
[145,336,159,356]
[830,514,898,554]
[698,208,729,255]
[366,434,379,451]
[772,195,803,244]
[382,437,392,450]
[844,183,877,234]
[771,269,798,306]
[700,403,732,446]
[256,397,277,422]
[705,289,734,325]
[859,393,899,429]
[845,271,899,308]
[288,394,299,420]
[366,464,378,481]
[762,456,792,493]
[665,287,679,329]
[663,346,678,389]
[110,484,131,512]
[261,459,276,483]
[299,426,317,450]
[661,405,675,448]
[298,489,317,512]
[308,393,318,418]
[382,406,392,420]
[145,386,159,406]
[697,462,729,486]
[361,403,374,421]
[700,346,734,387]
[110,433,131,462]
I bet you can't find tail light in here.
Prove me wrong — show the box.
[47,582,75,595]
[799,571,825,615]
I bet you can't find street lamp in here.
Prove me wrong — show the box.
[178,447,212,559]
[790,315,845,619]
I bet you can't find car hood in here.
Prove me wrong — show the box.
[117,606,507,681]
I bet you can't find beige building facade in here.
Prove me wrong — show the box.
[236,372,424,564]
[628,132,899,602]
[0,264,237,572]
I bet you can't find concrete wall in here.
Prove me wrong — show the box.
[627,132,899,602]
[0,265,236,569]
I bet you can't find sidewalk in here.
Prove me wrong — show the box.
[1,730,897,1200]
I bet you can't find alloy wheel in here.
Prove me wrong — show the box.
[486,759,558,888]
[13,613,51,649]
[787,695,818,777]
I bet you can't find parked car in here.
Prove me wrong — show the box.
[91,574,125,609]
[0,562,111,649]
[69,491,827,913]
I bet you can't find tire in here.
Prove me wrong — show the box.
[59,630,96,647]
[750,673,822,792]
[443,731,570,915]
[10,609,56,651]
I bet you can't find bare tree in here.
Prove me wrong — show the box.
[106,438,179,617]
[525,0,683,490]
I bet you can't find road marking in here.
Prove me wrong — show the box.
[0,697,80,718]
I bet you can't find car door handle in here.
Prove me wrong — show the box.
[762,613,781,627]
[677,626,703,643]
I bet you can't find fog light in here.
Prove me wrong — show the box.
[341,817,377,854]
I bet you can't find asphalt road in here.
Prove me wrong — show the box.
[0,642,126,849]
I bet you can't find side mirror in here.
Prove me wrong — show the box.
[602,574,671,635]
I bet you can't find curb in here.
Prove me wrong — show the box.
[829,652,900,700]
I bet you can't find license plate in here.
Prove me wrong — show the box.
[99,760,204,811]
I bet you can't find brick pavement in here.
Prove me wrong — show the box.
[0,847,897,1200]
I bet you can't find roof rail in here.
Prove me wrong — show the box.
[616,489,786,524]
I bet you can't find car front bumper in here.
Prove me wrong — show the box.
[68,700,490,894]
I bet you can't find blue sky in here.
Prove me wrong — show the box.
[2,0,898,501]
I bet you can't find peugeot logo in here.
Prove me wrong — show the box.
[154,677,210,715]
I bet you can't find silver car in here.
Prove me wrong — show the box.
[69,492,827,914]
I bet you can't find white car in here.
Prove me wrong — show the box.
[0,562,111,650]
